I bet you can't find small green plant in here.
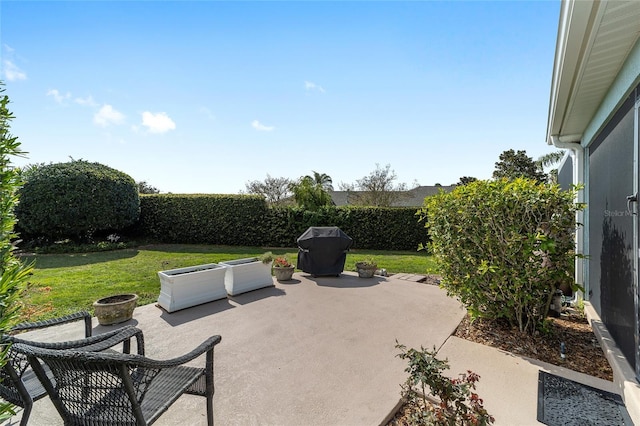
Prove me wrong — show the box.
[259,251,274,264]
[355,257,377,268]
[573,298,586,318]
[395,341,494,425]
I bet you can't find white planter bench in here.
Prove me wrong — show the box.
[220,257,274,296]
[157,263,227,313]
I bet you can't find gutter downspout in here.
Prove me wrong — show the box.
[550,135,585,303]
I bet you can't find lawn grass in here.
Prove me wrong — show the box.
[18,244,438,323]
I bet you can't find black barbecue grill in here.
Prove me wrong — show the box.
[296,226,353,276]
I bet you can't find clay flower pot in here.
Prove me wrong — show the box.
[93,293,138,325]
[272,256,294,282]
[355,262,377,278]
[273,265,295,282]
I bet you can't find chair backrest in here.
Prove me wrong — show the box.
[0,343,34,406]
[12,343,156,425]
[0,310,94,407]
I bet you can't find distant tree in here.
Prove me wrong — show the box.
[138,180,160,194]
[305,171,333,191]
[344,164,408,207]
[457,176,478,186]
[289,175,332,211]
[244,174,293,206]
[493,149,546,183]
[337,182,355,191]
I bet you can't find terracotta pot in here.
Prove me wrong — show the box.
[93,294,138,325]
[273,266,295,282]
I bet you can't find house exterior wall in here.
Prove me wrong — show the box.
[557,154,573,191]
[581,38,640,372]
[548,1,640,410]
[587,101,636,369]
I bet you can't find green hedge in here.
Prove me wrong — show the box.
[134,195,426,251]
[137,194,269,246]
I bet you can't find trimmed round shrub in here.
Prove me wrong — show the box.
[16,161,140,241]
[420,178,581,334]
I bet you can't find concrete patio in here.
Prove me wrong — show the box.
[4,271,627,425]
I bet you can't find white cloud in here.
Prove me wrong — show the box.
[199,106,215,120]
[4,60,27,81]
[75,95,98,107]
[305,81,325,93]
[94,104,125,127]
[251,120,275,132]
[46,89,71,104]
[141,111,176,134]
[2,45,27,81]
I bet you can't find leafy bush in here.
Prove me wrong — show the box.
[0,84,34,420]
[420,178,581,334]
[395,342,494,425]
[16,160,139,241]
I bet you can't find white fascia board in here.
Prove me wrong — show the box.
[546,0,600,144]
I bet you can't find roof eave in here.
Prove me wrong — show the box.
[546,0,600,145]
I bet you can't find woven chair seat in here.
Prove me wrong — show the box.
[142,366,205,422]
[13,334,221,426]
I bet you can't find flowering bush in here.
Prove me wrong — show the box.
[395,342,494,425]
[273,256,292,268]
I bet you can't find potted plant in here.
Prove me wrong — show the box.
[157,263,227,312]
[93,293,138,325]
[220,252,275,296]
[272,256,295,282]
[355,259,378,278]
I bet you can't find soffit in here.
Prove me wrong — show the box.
[547,1,640,142]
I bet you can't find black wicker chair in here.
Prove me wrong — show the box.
[0,311,144,426]
[14,334,222,425]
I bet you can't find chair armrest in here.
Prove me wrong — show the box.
[10,311,92,338]
[133,335,221,368]
[97,335,222,369]
[79,326,145,355]
[12,335,220,371]
[6,325,145,355]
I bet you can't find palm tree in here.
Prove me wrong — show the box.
[537,150,565,169]
[306,171,333,191]
[537,150,565,183]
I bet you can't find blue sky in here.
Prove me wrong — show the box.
[2,1,561,194]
